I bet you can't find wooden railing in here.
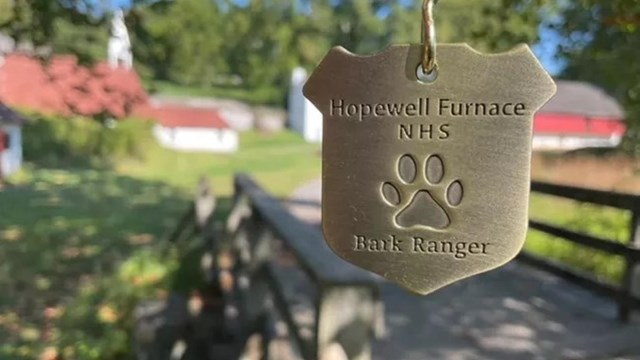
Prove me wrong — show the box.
[522,181,640,321]
[225,174,381,360]
[154,175,639,360]
[168,177,217,245]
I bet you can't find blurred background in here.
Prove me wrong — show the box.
[0,0,639,359]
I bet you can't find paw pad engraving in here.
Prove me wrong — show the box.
[382,154,463,229]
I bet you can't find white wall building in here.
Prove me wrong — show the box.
[289,67,323,143]
[0,104,24,178]
[153,126,238,154]
[152,106,238,154]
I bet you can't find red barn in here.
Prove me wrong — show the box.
[534,80,626,151]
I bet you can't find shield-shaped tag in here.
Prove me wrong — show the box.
[304,44,556,295]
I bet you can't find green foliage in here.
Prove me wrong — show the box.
[150,80,286,105]
[118,129,322,194]
[0,0,58,45]
[131,0,544,106]
[56,248,180,360]
[306,0,388,55]
[134,0,225,86]
[390,0,542,52]
[133,0,305,104]
[526,0,640,151]
[0,166,190,360]
[50,18,109,65]
[0,1,113,64]
[22,112,153,167]
[0,0,115,51]
[0,0,12,26]
[526,194,631,284]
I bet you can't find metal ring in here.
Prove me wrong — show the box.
[421,0,438,74]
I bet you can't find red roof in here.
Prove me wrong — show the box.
[151,105,229,129]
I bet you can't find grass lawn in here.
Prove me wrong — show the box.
[149,80,278,106]
[526,194,632,284]
[0,130,320,359]
[526,153,638,284]
[117,131,321,196]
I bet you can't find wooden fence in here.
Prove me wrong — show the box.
[153,175,640,359]
[224,174,381,360]
[521,181,640,321]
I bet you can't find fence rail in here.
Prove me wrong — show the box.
[147,176,639,359]
[523,181,640,321]
[226,174,381,360]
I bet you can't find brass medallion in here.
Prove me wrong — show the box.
[304,44,556,294]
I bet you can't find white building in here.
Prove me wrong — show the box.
[0,104,24,178]
[289,67,323,143]
[152,106,238,154]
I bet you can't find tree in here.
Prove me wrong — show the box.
[0,1,100,45]
[0,0,12,26]
[51,18,109,64]
[218,0,299,100]
[0,0,112,63]
[133,0,302,103]
[307,0,388,55]
[389,0,543,52]
[551,0,640,151]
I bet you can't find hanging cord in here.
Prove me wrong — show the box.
[421,0,439,74]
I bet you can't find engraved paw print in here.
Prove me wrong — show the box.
[381,154,463,229]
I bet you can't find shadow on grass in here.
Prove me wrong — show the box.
[0,166,197,357]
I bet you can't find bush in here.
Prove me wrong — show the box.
[22,112,154,167]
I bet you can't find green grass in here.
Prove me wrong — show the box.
[117,130,321,196]
[526,194,632,284]
[0,130,320,359]
[149,80,282,105]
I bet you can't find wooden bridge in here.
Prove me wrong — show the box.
[135,174,640,360]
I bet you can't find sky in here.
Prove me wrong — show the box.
[534,26,565,75]
[110,0,133,9]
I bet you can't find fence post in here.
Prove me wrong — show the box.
[195,176,216,230]
[620,209,640,321]
[316,286,378,360]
